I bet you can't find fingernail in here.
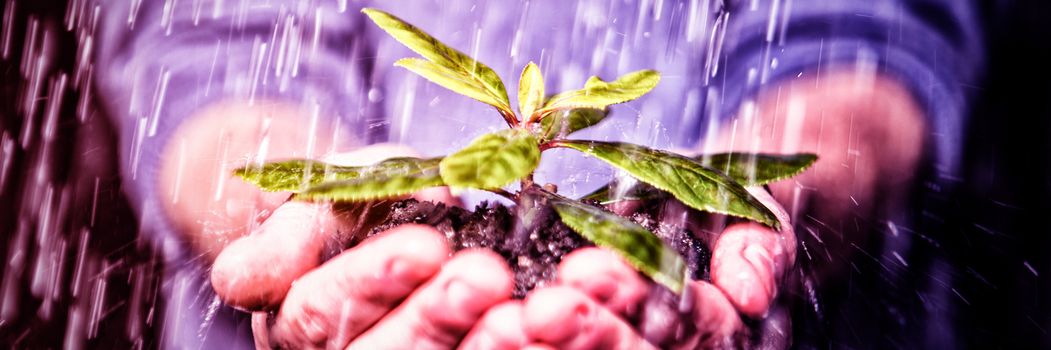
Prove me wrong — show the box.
[743,246,776,296]
[445,279,479,312]
[384,258,413,282]
[524,289,587,343]
[570,302,591,334]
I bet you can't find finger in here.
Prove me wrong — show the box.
[522,286,657,350]
[556,248,649,318]
[710,187,796,318]
[627,280,748,349]
[679,281,746,349]
[711,222,791,318]
[268,224,450,349]
[746,186,797,263]
[558,249,721,349]
[521,345,558,350]
[211,201,342,310]
[347,250,513,350]
[252,312,272,350]
[211,141,469,311]
[605,199,643,217]
[458,301,529,350]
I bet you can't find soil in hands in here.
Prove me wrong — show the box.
[366,186,712,298]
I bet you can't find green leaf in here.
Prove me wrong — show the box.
[581,152,819,203]
[296,157,445,201]
[439,129,540,189]
[362,8,513,117]
[584,76,604,89]
[579,179,666,204]
[538,108,608,141]
[395,58,509,110]
[541,190,686,293]
[234,160,361,192]
[701,153,818,186]
[555,141,779,228]
[518,62,544,119]
[537,70,660,116]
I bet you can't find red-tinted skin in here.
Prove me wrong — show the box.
[163,70,924,349]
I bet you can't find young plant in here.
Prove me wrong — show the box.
[235,8,817,294]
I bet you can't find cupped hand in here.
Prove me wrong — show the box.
[161,102,517,349]
[502,187,796,349]
[208,147,518,349]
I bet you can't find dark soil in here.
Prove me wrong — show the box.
[366,186,711,298]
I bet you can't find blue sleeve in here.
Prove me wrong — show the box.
[712,0,984,178]
[93,2,388,348]
[93,1,380,247]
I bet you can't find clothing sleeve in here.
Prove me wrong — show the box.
[93,0,381,251]
[93,2,389,348]
[711,0,984,178]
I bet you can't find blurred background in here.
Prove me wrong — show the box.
[0,0,1049,348]
[0,1,163,348]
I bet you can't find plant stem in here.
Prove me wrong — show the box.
[525,112,540,125]
[520,173,535,194]
[487,188,517,201]
[499,109,519,128]
[539,140,561,151]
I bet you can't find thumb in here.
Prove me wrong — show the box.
[211,143,458,310]
[710,187,796,317]
[211,201,340,310]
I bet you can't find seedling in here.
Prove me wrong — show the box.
[235,8,816,294]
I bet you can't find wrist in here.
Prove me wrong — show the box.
[709,70,926,215]
[158,100,345,258]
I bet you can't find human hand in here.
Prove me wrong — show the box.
[708,71,925,281]
[212,150,522,349]
[491,71,922,349]
[501,72,923,349]
[454,187,795,349]
[160,101,516,349]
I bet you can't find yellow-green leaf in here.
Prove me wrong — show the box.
[556,141,778,228]
[700,153,818,186]
[296,157,445,201]
[439,129,540,189]
[538,108,608,141]
[541,189,686,293]
[582,152,819,203]
[395,58,508,110]
[234,160,361,192]
[579,180,666,205]
[584,76,604,89]
[363,8,513,117]
[518,62,545,120]
[536,70,659,117]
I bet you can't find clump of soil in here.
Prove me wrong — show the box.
[366,186,711,298]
